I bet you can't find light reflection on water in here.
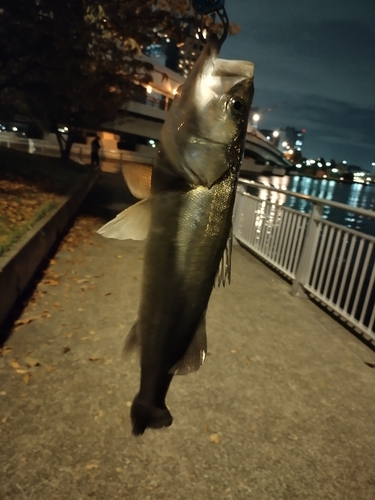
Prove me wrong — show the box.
[252,175,375,237]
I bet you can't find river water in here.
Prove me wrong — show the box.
[253,175,375,237]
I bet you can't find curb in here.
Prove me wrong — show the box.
[0,168,99,328]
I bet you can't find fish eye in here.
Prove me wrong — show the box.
[229,97,245,115]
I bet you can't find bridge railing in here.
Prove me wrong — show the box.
[233,178,375,342]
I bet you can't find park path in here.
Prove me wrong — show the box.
[1,171,375,500]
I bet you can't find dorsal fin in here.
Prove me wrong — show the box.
[216,227,233,288]
[170,314,207,376]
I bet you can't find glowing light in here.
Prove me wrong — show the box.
[326,162,331,166]
[252,113,260,122]
[342,160,347,164]
[146,85,152,93]
[272,130,279,137]
[296,164,302,168]
[317,162,322,167]
[332,168,338,173]
[166,38,170,42]
[172,88,178,95]
[323,175,327,178]
[12,126,18,132]
[148,139,155,145]
[282,141,288,147]
[340,177,344,181]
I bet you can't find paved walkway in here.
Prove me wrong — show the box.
[1,172,375,500]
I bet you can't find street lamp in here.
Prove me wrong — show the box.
[252,113,260,129]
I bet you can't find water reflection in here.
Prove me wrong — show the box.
[251,175,375,237]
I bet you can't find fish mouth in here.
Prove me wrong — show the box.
[192,35,254,107]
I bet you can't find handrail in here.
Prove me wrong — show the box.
[238,178,375,219]
[234,179,375,341]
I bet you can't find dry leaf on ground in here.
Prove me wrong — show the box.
[209,433,220,444]
[25,356,40,367]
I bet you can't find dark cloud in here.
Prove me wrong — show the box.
[220,0,375,168]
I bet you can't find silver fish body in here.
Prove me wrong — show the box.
[98,35,255,435]
[129,35,254,435]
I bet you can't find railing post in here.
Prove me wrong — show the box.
[291,202,323,297]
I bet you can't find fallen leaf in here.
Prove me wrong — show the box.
[231,349,237,353]
[89,330,95,335]
[116,255,122,259]
[81,336,90,341]
[85,463,99,470]
[2,416,8,423]
[45,366,53,372]
[65,332,73,339]
[209,433,220,444]
[0,346,12,356]
[14,315,42,327]
[42,279,59,286]
[78,308,84,311]
[76,279,89,284]
[16,369,29,374]
[62,347,71,354]
[23,373,31,384]
[105,359,113,364]
[11,360,21,369]
[0,391,6,396]
[89,357,102,362]
[104,292,112,296]
[25,356,40,367]
[126,401,132,407]
[115,467,121,473]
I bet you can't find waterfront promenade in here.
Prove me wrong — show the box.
[1,172,375,499]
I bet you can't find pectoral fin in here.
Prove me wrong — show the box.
[122,163,152,199]
[216,227,233,287]
[171,314,207,376]
[97,198,151,241]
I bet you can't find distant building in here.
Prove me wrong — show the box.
[278,127,305,153]
[144,24,204,78]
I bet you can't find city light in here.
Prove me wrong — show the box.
[252,113,260,122]
[272,130,279,137]
[332,168,338,173]
[342,160,347,164]
[282,141,288,147]
[317,162,322,167]
[12,126,17,132]
[326,162,331,167]
[146,85,152,93]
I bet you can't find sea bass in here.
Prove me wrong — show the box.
[98,34,254,435]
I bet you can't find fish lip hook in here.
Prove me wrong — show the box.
[193,2,230,49]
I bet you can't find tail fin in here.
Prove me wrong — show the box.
[131,394,173,436]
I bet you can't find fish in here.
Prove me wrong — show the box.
[98,34,254,436]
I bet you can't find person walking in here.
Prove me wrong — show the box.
[91,136,101,167]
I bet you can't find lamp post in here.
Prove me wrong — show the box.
[252,113,260,129]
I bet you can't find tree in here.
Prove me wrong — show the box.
[0,1,235,159]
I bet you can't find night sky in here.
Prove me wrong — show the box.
[220,0,375,170]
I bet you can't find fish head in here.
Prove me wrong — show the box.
[161,35,254,187]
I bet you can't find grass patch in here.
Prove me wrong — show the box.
[0,146,88,257]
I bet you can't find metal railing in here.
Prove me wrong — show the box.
[233,179,375,342]
[0,134,154,170]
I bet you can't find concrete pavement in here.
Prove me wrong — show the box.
[1,171,375,499]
